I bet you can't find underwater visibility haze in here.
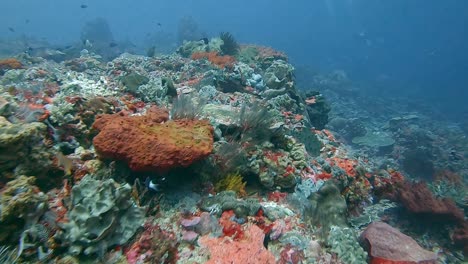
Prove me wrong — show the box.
[0,0,466,263]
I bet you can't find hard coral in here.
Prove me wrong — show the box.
[92,106,214,172]
[199,224,275,264]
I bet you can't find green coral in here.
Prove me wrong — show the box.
[57,176,145,256]
[176,40,208,57]
[327,225,368,264]
[47,93,75,125]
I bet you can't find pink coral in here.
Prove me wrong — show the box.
[199,224,276,264]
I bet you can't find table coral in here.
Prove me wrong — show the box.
[199,224,276,264]
[93,106,214,172]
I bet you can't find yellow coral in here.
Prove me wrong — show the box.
[215,172,246,196]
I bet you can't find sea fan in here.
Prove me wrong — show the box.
[220,32,240,56]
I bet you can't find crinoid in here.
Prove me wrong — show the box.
[220,32,240,56]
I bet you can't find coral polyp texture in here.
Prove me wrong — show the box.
[92,106,214,172]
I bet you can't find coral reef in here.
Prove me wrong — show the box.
[0,34,464,262]
[0,117,48,174]
[303,91,331,130]
[120,72,150,94]
[199,191,261,218]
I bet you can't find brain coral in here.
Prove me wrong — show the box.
[92,106,214,172]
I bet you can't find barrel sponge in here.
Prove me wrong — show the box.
[92,106,214,172]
